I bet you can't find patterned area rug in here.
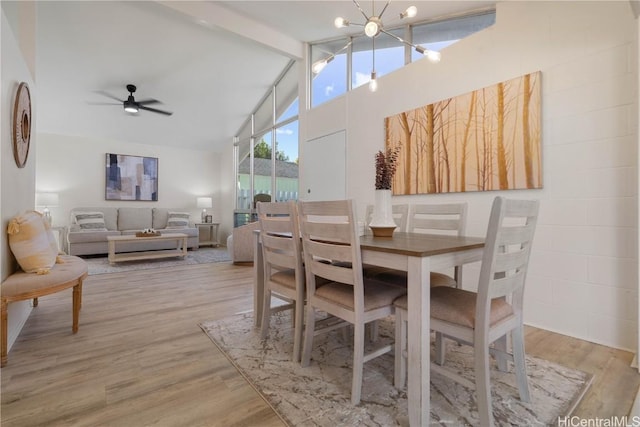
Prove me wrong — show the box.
[83,247,231,275]
[200,312,592,427]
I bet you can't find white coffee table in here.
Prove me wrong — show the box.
[107,233,188,264]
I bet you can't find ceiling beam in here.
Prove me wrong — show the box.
[157,1,304,59]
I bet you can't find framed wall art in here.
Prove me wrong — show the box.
[385,71,542,195]
[105,153,158,201]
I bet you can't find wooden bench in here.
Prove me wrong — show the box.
[1,255,88,367]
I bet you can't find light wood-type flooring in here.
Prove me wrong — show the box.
[1,262,639,426]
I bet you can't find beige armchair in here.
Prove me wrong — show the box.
[226,221,260,264]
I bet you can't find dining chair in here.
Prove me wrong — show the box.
[364,203,409,233]
[369,202,468,288]
[257,200,305,362]
[298,199,407,405]
[394,196,539,427]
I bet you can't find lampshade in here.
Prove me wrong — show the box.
[36,192,59,207]
[196,197,212,209]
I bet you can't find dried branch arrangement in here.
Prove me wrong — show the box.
[375,145,401,190]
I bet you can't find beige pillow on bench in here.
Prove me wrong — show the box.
[8,211,59,274]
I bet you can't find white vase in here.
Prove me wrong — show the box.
[369,189,396,236]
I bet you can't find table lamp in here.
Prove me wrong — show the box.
[197,197,212,223]
[36,192,59,225]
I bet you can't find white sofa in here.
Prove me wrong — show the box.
[67,207,199,256]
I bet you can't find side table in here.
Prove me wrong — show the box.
[195,223,220,247]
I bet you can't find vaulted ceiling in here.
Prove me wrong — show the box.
[33,1,494,152]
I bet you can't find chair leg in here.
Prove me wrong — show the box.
[435,332,446,365]
[512,326,531,402]
[494,335,509,372]
[369,320,379,342]
[301,306,316,367]
[292,301,304,362]
[351,321,365,405]
[394,308,407,389]
[260,289,271,339]
[475,339,494,427]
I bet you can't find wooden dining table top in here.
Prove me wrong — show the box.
[359,232,485,257]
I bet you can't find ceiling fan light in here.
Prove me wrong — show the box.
[124,105,139,113]
[400,6,417,19]
[334,17,349,28]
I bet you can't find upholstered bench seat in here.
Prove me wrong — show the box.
[1,255,88,367]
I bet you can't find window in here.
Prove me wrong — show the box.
[234,60,300,212]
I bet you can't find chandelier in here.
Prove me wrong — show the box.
[313,0,441,92]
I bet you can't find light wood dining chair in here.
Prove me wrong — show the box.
[364,203,409,233]
[257,201,305,362]
[394,196,539,427]
[369,202,468,288]
[298,199,406,405]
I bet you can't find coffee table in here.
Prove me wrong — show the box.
[107,233,188,264]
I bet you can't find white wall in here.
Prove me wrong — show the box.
[1,3,37,351]
[35,133,225,234]
[300,1,638,351]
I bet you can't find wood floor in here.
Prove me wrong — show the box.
[1,261,638,426]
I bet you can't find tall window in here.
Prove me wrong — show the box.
[310,9,496,107]
[234,60,300,216]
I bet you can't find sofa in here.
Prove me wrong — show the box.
[226,221,259,264]
[67,207,199,256]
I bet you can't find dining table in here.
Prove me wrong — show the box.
[252,229,485,426]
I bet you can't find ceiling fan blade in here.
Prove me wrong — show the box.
[139,105,173,116]
[136,98,160,106]
[87,101,121,105]
[95,90,124,103]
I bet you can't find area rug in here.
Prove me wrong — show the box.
[200,312,592,427]
[84,247,231,275]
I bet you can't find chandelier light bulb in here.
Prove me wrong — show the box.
[426,50,441,63]
[400,6,417,19]
[312,60,327,74]
[364,17,381,37]
[369,72,378,92]
[334,17,348,28]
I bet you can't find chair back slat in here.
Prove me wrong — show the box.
[478,197,539,314]
[304,221,352,244]
[308,256,355,285]
[408,203,468,236]
[264,247,297,271]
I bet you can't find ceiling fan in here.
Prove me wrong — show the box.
[95,84,173,116]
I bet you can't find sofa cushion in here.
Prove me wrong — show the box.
[7,211,58,274]
[73,211,107,231]
[70,208,118,231]
[167,212,190,228]
[118,207,152,231]
[67,229,121,243]
[152,208,170,229]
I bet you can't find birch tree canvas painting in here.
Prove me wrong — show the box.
[385,71,542,195]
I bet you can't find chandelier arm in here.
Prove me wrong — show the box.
[378,0,392,19]
[380,28,415,49]
[352,0,370,21]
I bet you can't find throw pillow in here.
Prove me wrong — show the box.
[167,212,190,228]
[7,211,58,274]
[74,211,107,231]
